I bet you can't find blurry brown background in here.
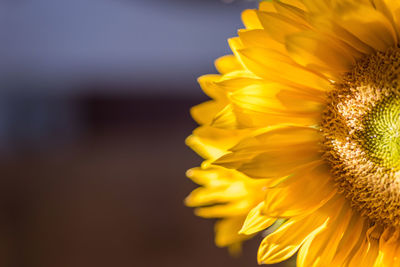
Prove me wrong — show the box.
[0,93,266,267]
[0,0,290,266]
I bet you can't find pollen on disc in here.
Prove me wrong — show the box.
[321,46,400,228]
[360,96,400,170]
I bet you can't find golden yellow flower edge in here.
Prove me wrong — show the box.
[186,0,400,266]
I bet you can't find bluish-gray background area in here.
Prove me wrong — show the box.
[0,0,256,148]
[0,0,256,94]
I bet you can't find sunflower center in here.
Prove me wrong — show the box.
[322,46,400,227]
[360,96,400,170]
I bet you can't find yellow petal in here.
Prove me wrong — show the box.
[263,162,336,217]
[218,102,321,129]
[373,0,400,41]
[190,100,225,126]
[229,83,324,116]
[237,47,330,91]
[296,204,353,267]
[236,144,321,178]
[375,228,400,267]
[228,36,245,57]
[307,14,374,55]
[241,9,263,30]
[379,1,400,39]
[215,217,249,248]
[258,196,345,264]
[286,31,356,74]
[197,74,226,100]
[256,11,307,44]
[258,214,328,264]
[348,225,380,267]
[199,126,248,153]
[186,166,230,186]
[214,126,322,178]
[239,202,275,235]
[301,0,329,12]
[334,3,397,52]
[259,1,276,12]
[215,70,262,92]
[186,134,224,160]
[185,181,248,207]
[276,0,306,11]
[302,0,365,13]
[186,126,250,161]
[231,126,321,151]
[238,29,286,54]
[272,0,309,27]
[195,200,254,218]
[330,212,366,266]
[211,104,239,129]
[186,165,268,219]
[214,55,242,75]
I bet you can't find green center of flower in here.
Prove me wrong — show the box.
[359,95,400,170]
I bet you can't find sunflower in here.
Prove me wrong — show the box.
[185,0,400,266]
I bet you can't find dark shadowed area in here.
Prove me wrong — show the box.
[0,0,291,266]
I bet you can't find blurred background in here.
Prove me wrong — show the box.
[0,0,290,266]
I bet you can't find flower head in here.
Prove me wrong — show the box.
[186,0,400,266]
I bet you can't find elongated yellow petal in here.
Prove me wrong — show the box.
[375,228,400,267]
[238,29,286,54]
[215,217,249,248]
[197,74,226,100]
[302,0,369,13]
[231,125,321,151]
[195,200,253,218]
[230,105,321,129]
[211,105,239,129]
[197,126,248,153]
[330,212,366,266]
[333,3,397,52]
[263,162,336,217]
[214,126,322,178]
[230,83,324,115]
[236,47,330,91]
[258,196,345,264]
[276,0,306,11]
[258,214,328,264]
[239,202,275,235]
[379,1,400,39]
[215,55,242,74]
[256,11,307,44]
[186,134,225,160]
[348,225,380,267]
[286,31,356,73]
[186,128,240,160]
[241,9,262,30]
[190,100,225,126]
[186,181,247,207]
[228,37,246,69]
[307,15,374,55]
[259,1,276,12]
[373,0,400,41]
[227,144,321,178]
[186,164,267,219]
[272,1,308,26]
[215,70,262,91]
[186,166,231,187]
[296,204,352,267]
